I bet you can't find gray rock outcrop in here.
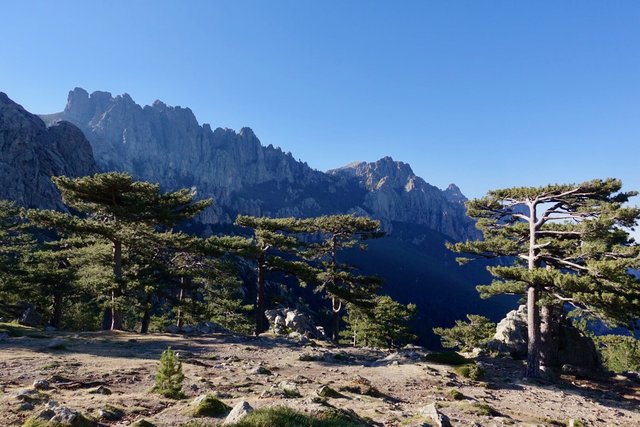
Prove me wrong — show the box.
[328,157,477,241]
[0,92,98,210]
[264,308,324,339]
[489,304,528,358]
[489,305,600,371]
[43,88,476,241]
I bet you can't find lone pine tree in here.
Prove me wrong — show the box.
[450,178,640,378]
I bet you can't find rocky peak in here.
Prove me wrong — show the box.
[329,157,477,241]
[442,183,467,205]
[0,93,98,209]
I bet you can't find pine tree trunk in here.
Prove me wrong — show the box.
[330,236,341,343]
[526,286,541,378]
[111,240,124,331]
[254,254,266,336]
[332,297,341,343]
[141,293,152,334]
[525,201,541,378]
[540,304,561,380]
[176,278,185,328]
[50,291,63,328]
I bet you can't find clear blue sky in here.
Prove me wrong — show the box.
[2,1,639,204]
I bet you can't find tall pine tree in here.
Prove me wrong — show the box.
[303,215,384,342]
[450,178,640,378]
[231,216,314,335]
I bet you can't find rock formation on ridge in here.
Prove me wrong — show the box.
[43,88,476,241]
[0,92,98,209]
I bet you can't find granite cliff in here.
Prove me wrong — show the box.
[328,158,477,240]
[0,92,97,210]
[43,88,475,241]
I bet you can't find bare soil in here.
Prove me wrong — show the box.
[0,330,638,426]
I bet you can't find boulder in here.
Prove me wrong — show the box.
[33,379,51,390]
[264,308,324,339]
[223,400,253,425]
[488,305,528,358]
[420,403,451,427]
[489,305,600,373]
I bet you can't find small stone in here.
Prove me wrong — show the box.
[33,379,51,390]
[250,366,271,375]
[50,407,79,424]
[88,385,112,395]
[97,406,124,420]
[19,402,35,411]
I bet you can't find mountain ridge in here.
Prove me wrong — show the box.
[42,87,477,241]
[0,92,98,210]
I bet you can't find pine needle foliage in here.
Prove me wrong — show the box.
[449,178,640,378]
[154,347,185,399]
[433,314,496,352]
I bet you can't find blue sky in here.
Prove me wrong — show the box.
[2,1,639,205]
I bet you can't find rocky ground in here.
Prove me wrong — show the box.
[0,328,638,426]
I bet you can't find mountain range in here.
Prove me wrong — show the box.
[2,89,516,346]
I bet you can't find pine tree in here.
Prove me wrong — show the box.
[0,200,34,305]
[19,235,91,328]
[303,214,384,342]
[30,172,212,330]
[231,216,314,335]
[343,295,416,348]
[433,314,496,352]
[450,178,640,378]
[154,347,185,399]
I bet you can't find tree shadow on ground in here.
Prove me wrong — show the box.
[479,355,640,413]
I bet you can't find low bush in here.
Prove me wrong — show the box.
[190,395,230,417]
[454,363,485,380]
[228,406,366,427]
[423,351,472,366]
[594,335,640,373]
[433,314,496,351]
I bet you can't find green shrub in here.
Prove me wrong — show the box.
[459,402,499,416]
[594,335,640,373]
[423,351,472,366]
[228,406,365,427]
[447,389,465,400]
[190,395,230,417]
[154,347,185,399]
[433,314,495,351]
[454,363,485,380]
[130,420,156,427]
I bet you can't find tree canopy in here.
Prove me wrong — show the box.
[450,178,640,378]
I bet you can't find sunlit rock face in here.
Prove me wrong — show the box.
[0,92,97,209]
[46,88,476,240]
[328,157,477,241]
